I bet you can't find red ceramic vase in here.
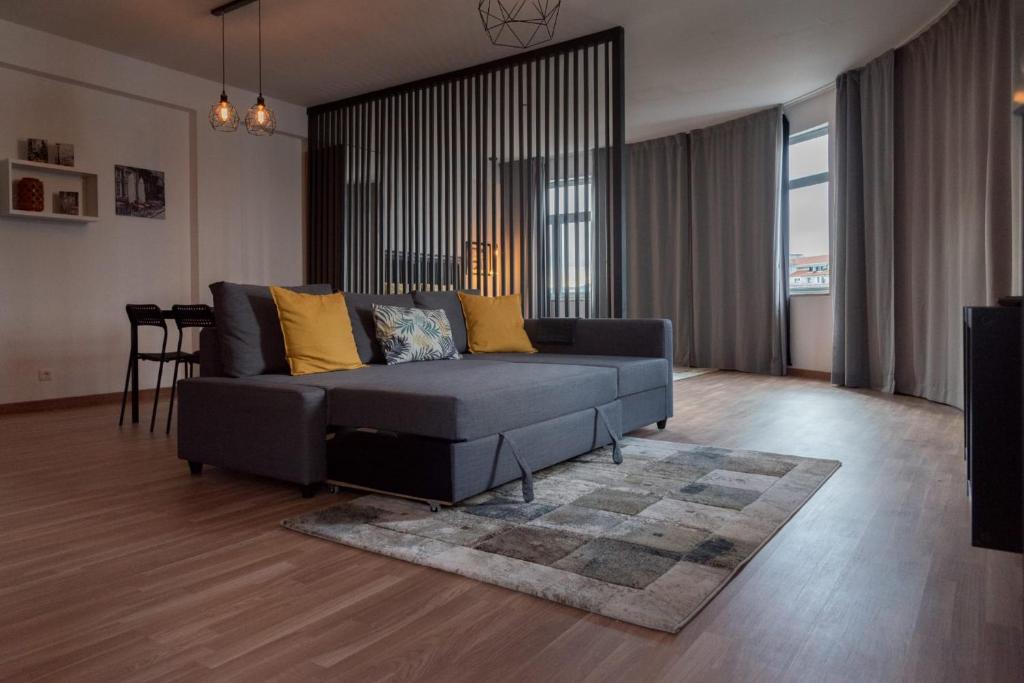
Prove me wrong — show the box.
[15,177,45,212]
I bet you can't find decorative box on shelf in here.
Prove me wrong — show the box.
[0,158,98,223]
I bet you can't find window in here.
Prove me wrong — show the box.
[788,124,830,294]
[546,177,593,316]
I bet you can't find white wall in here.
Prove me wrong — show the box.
[0,19,306,404]
[785,88,835,373]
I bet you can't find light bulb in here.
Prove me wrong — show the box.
[256,106,267,124]
[210,93,238,131]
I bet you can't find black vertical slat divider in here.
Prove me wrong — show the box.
[402,91,409,291]
[551,53,560,314]
[612,33,625,317]
[382,96,390,292]
[543,54,552,317]
[493,70,500,296]
[387,98,393,289]
[324,110,332,288]
[366,100,374,292]
[306,29,622,312]
[359,101,366,291]
[474,73,483,294]
[317,112,325,287]
[421,87,429,289]
[424,87,432,289]
[498,67,507,297]
[312,113,320,285]
[573,48,580,317]
[364,101,372,293]
[341,106,349,291]
[335,109,340,288]
[583,45,591,318]
[458,78,466,289]
[604,41,612,318]
[414,89,423,289]
[539,59,546,315]
[355,103,364,292]
[515,62,524,306]
[565,51,573,317]
[486,70,495,297]
[344,105,354,291]
[444,81,452,289]
[524,60,533,316]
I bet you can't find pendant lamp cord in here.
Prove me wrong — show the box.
[257,0,263,97]
[220,14,226,94]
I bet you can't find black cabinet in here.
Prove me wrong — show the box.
[963,305,1022,553]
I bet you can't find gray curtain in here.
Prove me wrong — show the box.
[626,134,693,366]
[690,106,788,375]
[832,52,896,392]
[893,0,1014,407]
[833,0,1014,408]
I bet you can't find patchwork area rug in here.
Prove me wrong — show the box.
[282,437,840,633]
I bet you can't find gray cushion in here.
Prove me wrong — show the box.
[462,353,669,396]
[209,281,332,377]
[253,360,617,441]
[343,293,415,364]
[412,290,476,354]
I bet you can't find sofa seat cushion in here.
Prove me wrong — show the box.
[462,353,669,397]
[252,360,616,442]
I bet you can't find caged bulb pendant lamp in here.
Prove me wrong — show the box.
[244,0,276,136]
[209,13,239,131]
[479,0,561,49]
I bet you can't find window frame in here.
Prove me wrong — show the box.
[787,123,831,296]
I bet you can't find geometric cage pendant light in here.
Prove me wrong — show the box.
[244,0,276,136]
[209,13,239,131]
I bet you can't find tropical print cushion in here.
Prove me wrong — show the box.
[372,304,461,365]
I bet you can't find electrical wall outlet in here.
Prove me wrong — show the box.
[37,369,53,382]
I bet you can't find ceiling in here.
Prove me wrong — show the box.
[0,0,951,141]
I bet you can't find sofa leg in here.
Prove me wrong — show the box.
[300,484,318,499]
[657,419,668,430]
[188,461,203,476]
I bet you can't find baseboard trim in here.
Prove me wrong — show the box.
[0,388,170,416]
[787,368,831,381]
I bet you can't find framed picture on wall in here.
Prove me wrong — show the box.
[114,165,165,219]
[55,191,79,216]
[55,143,75,167]
[27,138,48,163]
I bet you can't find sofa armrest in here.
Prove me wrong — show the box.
[177,377,327,485]
[525,318,673,361]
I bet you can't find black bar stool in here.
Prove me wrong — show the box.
[165,304,216,434]
[119,304,173,432]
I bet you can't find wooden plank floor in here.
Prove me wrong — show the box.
[1,372,1020,681]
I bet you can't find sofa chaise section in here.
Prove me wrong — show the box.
[176,376,328,495]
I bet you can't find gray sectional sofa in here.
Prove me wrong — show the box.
[177,284,673,506]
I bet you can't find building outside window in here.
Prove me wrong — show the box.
[788,124,830,294]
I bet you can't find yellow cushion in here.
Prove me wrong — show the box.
[458,292,537,354]
[270,287,364,375]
